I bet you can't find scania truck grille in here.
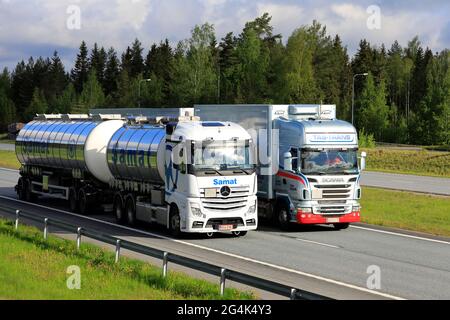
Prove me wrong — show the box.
[314,184,352,200]
[200,187,249,211]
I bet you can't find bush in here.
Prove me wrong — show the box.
[359,129,376,148]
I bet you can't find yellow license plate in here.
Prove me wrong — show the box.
[326,218,340,223]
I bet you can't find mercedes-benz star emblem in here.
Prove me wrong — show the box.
[220,186,231,197]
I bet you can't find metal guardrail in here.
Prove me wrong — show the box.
[1,206,332,300]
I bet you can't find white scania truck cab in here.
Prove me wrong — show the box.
[15,113,258,237]
[194,104,366,230]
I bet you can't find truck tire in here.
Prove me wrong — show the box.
[169,204,181,238]
[125,195,137,226]
[78,188,89,215]
[114,194,126,224]
[69,187,78,213]
[17,178,26,201]
[333,223,350,230]
[275,202,291,231]
[25,179,36,202]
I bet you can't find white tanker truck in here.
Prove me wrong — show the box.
[14,113,258,237]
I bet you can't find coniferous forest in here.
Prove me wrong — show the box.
[0,13,449,145]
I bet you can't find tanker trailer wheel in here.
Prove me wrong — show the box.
[78,188,90,215]
[68,187,78,213]
[17,178,26,201]
[25,179,36,202]
[114,194,126,224]
[169,204,182,238]
[125,195,137,226]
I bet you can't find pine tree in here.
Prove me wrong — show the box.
[357,73,389,140]
[0,69,16,131]
[54,83,77,114]
[144,39,174,105]
[130,39,144,78]
[71,41,89,93]
[89,43,107,86]
[114,69,135,107]
[11,59,35,120]
[47,51,69,112]
[25,87,48,121]
[103,47,120,97]
[121,46,133,74]
[78,70,105,112]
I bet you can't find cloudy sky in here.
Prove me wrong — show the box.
[1,0,449,71]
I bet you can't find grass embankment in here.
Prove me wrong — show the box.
[362,148,450,178]
[0,150,20,170]
[361,187,450,237]
[0,219,254,300]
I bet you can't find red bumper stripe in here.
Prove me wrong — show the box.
[296,211,361,224]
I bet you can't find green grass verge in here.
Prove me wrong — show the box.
[362,148,450,178]
[0,150,20,170]
[361,187,450,237]
[0,219,255,300]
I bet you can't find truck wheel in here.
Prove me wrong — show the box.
[69,187,78,213]
[333,223,350,230]
[232,231,247,237]
[125,195,137,226]
[17,178,26,201]
[78,188,88,215]
[169,205,182,238]
[114,195,125,224]
[25,179,36,202]
[276,202,291,231]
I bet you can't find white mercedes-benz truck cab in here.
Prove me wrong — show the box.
[162,120,258,235]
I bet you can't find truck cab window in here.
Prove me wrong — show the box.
[290,147,299,171]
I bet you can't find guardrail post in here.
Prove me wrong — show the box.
[290,289,298,300]
[162,252,168,278]
[76,227,82,250]
[115,240,121,263]
[15,210,20,230]
[43,218,49,240]
[220,268,227,296]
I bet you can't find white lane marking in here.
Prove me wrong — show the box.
[296,238,340,249]
[350,225,450,245]
[0,195,404,300]
[0,168,19,173]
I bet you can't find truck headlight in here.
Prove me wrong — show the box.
[352,205,361,212]
[190,204,202,217]
[299,207,312,213]
[248,204,256,214]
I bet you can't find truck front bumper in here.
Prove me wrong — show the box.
[296,210,361,224]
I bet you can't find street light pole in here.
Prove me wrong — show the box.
[352,73,368,126]
[138,78,151,108]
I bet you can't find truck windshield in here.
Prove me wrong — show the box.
[300,149,359,175]
[191,140,255,172]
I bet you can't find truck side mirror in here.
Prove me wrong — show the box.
[360,151,367,171]
[284,152,293,171]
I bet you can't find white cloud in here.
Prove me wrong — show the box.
[256,3,305,36]
[0,0,449,70]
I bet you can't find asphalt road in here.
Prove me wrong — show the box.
[0,143,14,151]
[0,168,449,300]
[361,171,450,196]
